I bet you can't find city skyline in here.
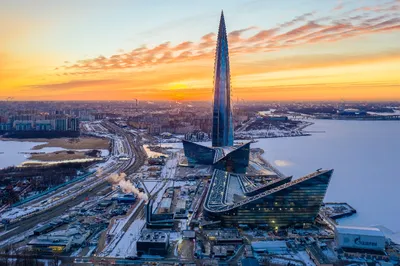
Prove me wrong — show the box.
[1,0,400,101]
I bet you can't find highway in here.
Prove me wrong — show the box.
[0,120,147,245]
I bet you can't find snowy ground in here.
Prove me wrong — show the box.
[142,181,158,193]
[373,225,400,244]
[1,149,120,222]
[269,257,304,266]
[107,199,143,237]
[107,219,146,258]
[143,145,167,158]
[295,251,316,266]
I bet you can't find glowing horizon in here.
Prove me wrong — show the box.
[1,0,399,101]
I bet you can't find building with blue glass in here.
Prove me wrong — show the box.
[212,11,234,148]
[182,11,249,173]
[204,169,334,228]
[182,11,333,228]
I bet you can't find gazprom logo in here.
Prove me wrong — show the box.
[354,237,377,247]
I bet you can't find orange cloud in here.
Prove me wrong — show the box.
[59,5,400,75]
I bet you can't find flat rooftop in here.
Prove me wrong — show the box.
[28,236,71,246]
[138,230,169,243]
[335,225,385,237]
[252,240,288,251]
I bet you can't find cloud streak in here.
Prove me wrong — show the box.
[59,1,400,75]
[27,79,123,90]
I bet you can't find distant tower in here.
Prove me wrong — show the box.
[212,11,234,147]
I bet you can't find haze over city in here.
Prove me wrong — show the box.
[1,0,400,101]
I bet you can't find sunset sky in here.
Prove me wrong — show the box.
[1,0,399,101]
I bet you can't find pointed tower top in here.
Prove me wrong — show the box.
[220,10,225,23]
[218,10,226,35]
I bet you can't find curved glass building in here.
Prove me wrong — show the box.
[204,169,334,228]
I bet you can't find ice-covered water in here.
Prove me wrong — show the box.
[161,120,400,230]
[252,120,400,231]
[0,140,47,169]
[0,140,109,169]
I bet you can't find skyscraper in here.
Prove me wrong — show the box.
[212,11,234,147]
[182,11,250,173]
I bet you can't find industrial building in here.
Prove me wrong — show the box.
[116,193,136,204]
[145,200,174,229]
[205,229,243,244]
[33,219,66,235]
[28,236,72,253]
[29,224,91,254]
[158,198,172,213]
[251,241,288,254]
[137,230,169,256]
[335,225,386,252]
[212,245,235,258]
[175,199,187,214]
[204,169,333,228]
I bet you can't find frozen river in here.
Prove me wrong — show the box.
[252,119,400,231]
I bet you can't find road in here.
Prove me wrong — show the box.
[0,253,195,265]
[0,120,147,245]
[236,117,256,132]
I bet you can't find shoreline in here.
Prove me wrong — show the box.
[0,136,110,150]
[28,150,97,162]
[0,137,110,167]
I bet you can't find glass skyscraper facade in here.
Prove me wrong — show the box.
[212,11,234,147]
[182,11,250,173]
[182,140,215,165]
[204,169,334,228]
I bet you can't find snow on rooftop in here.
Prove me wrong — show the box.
[251,240,288,250]
[335,225,385,237]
